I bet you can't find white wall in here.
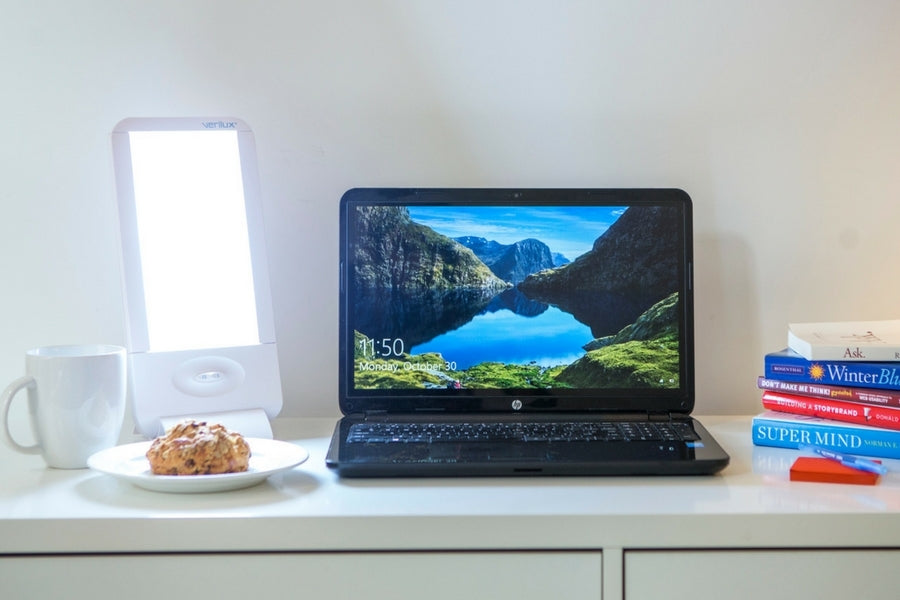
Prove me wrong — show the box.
[2,0,899,424]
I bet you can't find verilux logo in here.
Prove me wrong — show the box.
[201,120,237,129]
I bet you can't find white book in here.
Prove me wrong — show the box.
[788,319,900,362]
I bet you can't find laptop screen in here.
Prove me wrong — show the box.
[339,188,694,415]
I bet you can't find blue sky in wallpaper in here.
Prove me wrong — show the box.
[407,205,625,263]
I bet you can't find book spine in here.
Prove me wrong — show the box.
[797,346,900,362]
[764,352,900,391]
[757,376,900,408]
[760,390,900,431]
[788,331,900,362]
[752,415,900,459]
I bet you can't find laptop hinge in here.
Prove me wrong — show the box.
[648,412,673,422]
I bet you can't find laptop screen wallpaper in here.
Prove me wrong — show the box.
[346,202,685,395]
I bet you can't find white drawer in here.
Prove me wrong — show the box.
[2,551,602,600]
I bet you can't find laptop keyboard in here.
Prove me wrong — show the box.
[347,420,700,444]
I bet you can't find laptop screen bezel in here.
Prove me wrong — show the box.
[338,188,695,416]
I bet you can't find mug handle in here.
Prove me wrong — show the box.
[1,375,42,455]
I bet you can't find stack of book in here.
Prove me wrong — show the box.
[752,319,900,460]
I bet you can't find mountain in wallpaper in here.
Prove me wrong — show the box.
[455,236,563,284]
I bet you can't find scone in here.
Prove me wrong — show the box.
[146,420,251,475]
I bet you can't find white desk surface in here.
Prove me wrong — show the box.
[2,415,899,555]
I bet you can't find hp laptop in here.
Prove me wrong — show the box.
[326,188,729,477]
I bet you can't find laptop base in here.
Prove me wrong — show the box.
[326,414,729,477]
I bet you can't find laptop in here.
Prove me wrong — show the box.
[326,188,730,477]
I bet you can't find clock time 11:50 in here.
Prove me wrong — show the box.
[359,337,405,358]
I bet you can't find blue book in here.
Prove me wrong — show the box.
[752,411,900,460]
[764,348,900,392]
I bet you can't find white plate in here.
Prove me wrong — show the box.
[87,438,309,493]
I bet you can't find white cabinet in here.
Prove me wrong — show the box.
[4,419,900,600]
[0,551,603,600]
[625,549,900,600]
[8,549,900,600]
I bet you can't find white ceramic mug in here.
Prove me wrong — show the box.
[1,344,127,469]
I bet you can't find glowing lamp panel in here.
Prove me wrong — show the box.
[128,130,260,352]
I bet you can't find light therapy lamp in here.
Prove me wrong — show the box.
[112,117,282,438]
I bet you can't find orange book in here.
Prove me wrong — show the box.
[790,457,881,485]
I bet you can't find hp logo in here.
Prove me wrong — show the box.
[511,399,523,411]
